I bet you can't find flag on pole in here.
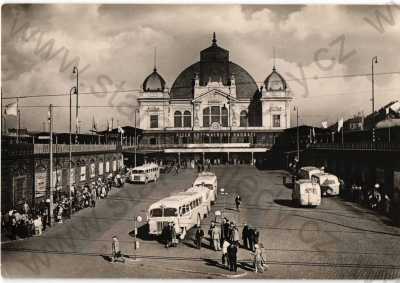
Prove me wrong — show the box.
[107,120,111,132]
[92,117,97,132]
[118,126,125,134]
[337,117,344,132]
[321,121,328,129]
[4,102,17,116]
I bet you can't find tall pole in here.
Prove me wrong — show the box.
[69,86,76,218]
[16,98,20,143]
[295,107,300,163]
[49,104,54,225]
[134,109,137,168]
[73,66,79,141]
[371,56,378,114]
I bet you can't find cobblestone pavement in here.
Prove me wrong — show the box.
[2,166,400,279]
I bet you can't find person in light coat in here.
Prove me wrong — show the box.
[212,226,221,251]
[221,239,230,268]
[253,244,265,273]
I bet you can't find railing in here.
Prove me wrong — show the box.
[310,142,400,152]
[34,144,118,154]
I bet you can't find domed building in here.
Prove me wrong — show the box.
[137,33,293,164]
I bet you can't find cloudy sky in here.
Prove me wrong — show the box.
[2,4,400,132]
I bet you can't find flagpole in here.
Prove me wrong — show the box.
[16,98,20,143]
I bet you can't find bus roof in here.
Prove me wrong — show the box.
[149,190,203,210]
[133,163,158,171]
[194,175,216,185]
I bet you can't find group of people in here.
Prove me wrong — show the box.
[2,201,49,240]
[161,221,180,248]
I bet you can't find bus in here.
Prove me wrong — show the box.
[298,166,322,180]
[129,163,160,184]
[192,171,218,204]
[292,179,321,207]
[147,190,209,237]
[311,173,340,196]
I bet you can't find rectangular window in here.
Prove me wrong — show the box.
[203,115,210,127]
[150,115,159,128]
[273,114,281,128]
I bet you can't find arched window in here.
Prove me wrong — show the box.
[240,110,248,127]
[183,111,191,127]
[174,111,182,128]
[203,106,228,127]
[203,107,210,127]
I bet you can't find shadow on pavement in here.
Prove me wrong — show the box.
[239,261,255,272]
[274,199,297,208]
[203,258,228,271]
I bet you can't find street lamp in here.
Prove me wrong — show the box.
[133,215,142,261]
[69,86,77,218]
[72,66,79,141]
[294,106,300,164]
[134,109,139,168]
[371,56,378,114]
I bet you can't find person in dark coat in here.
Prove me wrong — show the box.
[223,219,230,242]
[235,195,241,211]
[227,242,238,272]
[162,224,172,248]
[242,224,249,249]
[254,229,260,245]
[248,227,255,252]
[195,225,204,249]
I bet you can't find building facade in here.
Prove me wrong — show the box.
[136,33,293,162]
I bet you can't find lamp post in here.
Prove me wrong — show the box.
[133,215,142,261]
[294,106,300,164]
[371,56,378,114]
[69,86,77,218]
[72,66,79,141]
[134,109,139,168]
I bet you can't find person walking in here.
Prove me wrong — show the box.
[212,225,221,251]
[248,227,255,252]
[111,236,125,263]
[195,225,204,249]
[227,241,238,272]
[91,187,97,208]
[242,224,249,249]
[221,239,230,267]
[171,223,178,247]
[235,194,241,211]
[253,244,265,273]
[232,225,240,245]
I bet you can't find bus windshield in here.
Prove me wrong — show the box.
[133,170,144,174]
[150,208,177,217]
[150,208,163,217]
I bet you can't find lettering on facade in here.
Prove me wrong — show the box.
[35,172,47,198]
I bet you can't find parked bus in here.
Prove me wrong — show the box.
[292,179,321,207]
[311,173,340,196]
[298,166,322,180]
[129,163,160,184]
[147,190,208,237]
[193,171,218,204]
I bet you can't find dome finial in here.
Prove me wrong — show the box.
[212,32,217,46]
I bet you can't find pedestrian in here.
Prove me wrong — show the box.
[208,222,215,249]
[171,223,178,247]
[195,225,204,249]
[221,239,230,268]
[254,229,260,245]
[242,224,249,249]
[33,215,43,236]
[111,236,125,263]
[248,227,255,251]
[212,225,221,251]
[223,219,230,242]
[228,222,234,242]
[227,241,238,272]
[232,225,240,245]
[162,223,172,248]
[23,201,30,215]
[253,244,265,273]
[235,194,241,211]
[91,187,97,208]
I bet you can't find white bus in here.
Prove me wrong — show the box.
[130,163,160,184]
[298,166,322,180]
[193,172,218,204]
[147,190,208,237]
[292,179,321,207]
[311,173,340,196]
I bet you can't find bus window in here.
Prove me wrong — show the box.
[164,208,178,217]
[150,208,163,217]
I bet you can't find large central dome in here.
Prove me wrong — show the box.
[170,33,258,100]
